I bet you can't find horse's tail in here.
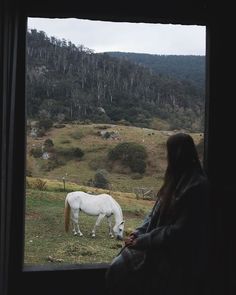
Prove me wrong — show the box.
[64,195,71,233]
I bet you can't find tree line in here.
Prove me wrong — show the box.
[107,52,205,95]
[26,29,205,131]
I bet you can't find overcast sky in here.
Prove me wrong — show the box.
[28,18,206,56]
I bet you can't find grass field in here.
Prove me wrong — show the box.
[24,183,155,265]
[25,123,203,265]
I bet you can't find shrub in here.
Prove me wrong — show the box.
[41,154,65,171]
[73,147,84,158]
[130,159,146,174]
[42,160,61,171]
[44,138,54,147]
[37,118,53,131]
[37,128,46,137]
[43,138,54,152]
[32,178,47,190]
[108,142,148,174]
[30,147,42,158]
[57,147,84,159]
[94,169,110,189]
[92,113,110,123]
[104,131,111,139]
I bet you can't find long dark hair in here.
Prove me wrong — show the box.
[158,133,204,216]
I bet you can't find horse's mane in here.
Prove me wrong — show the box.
[108,195,123,219]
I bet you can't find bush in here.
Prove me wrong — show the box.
[43,138,54,152]
[104,131,111,139]
[41,154,65,171]
[73,147,84,158]
[30,147,42,158]
[92,113,110,123]
[108,142,147,174]
[94,169,110,189]
[57,147,84,159]
[37,118,53,131]
[32,178,47,190]
[36,128,46,137]
[130,159,146,174]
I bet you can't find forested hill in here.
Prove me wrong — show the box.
[26,29,205,131]
[106,52,205,94]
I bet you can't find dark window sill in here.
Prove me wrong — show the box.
[23,263,109,272]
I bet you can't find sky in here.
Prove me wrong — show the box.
[27,18,206,56]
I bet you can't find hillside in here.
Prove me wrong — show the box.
[26,29,205,132]
[27,122,203,194]
[106,52,205,94]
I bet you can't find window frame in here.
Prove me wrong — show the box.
[1,3,216,295]
[23,15,208,272]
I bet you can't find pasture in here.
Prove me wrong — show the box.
[24,182,154,265]
[25,123,203,265]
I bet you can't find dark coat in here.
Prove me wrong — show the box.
[129,172,210,295]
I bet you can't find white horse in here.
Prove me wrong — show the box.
[64,191,125,240]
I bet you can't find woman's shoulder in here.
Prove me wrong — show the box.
[176,173,209,201]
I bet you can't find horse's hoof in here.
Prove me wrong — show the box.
[73,232,78,236]
[92,234,95,238]
[79,233,83,237]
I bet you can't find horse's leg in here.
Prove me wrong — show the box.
[92,213,106,238]
[107,215,114,238]
[71,209,83,237]
[70,209,77,235]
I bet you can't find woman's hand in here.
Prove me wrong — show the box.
[124,233,137,247]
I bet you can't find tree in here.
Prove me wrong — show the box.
[26,29,205,132]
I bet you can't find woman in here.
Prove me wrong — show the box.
[105,132,209,295]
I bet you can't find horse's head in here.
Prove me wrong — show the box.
[113,221,125,240]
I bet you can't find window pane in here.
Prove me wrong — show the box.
[25,18,206,265]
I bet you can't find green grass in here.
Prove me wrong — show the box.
[24,187,154,265]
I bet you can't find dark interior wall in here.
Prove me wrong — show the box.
[1,1,235,294]
[206,20,236,295]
